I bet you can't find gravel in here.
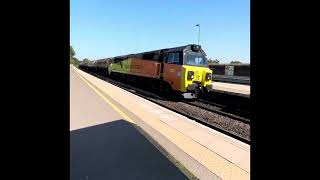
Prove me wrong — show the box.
[185,100,250,123]
[150,99,250,141]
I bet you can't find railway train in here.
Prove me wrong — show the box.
[79,44,213,99]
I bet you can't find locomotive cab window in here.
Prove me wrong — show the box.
[167,52,180,64]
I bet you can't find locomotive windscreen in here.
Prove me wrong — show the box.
[186,52,207,66]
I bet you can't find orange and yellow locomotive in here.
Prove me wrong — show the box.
[80,44,213,99]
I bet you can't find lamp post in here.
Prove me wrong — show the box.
[195,24,200,45]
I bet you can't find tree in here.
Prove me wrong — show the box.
[80,58,91,66]
[70,46,75,58]
[230,61,242,64]
[82,58,90,63]
[208,58,219,64]
[70,45,80,66]
[74,57,80,63]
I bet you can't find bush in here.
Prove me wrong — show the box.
[230,61,242,64]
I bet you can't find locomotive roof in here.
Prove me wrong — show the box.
[94,44,206,62]
[165,44,206,56]
[135,44,205,55]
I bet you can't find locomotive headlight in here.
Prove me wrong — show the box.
[205,73,212,81]
[187,71,194,80]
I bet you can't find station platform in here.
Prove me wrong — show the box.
[212,75,250,85]
[212,81,250,98]
[72,67,250,180]
[70,68,188,179]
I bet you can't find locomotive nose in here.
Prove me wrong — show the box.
[193,71,201,81]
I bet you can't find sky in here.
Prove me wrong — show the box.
[71,0,250,63]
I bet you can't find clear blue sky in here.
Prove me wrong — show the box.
[71,0,250,63]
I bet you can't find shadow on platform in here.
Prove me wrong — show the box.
[70,119,188,180]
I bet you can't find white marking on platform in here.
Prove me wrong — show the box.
[148,109,164,114]
[140,104,153,110]
[159,114,176,123]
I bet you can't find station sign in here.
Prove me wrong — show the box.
[225,65,234,76]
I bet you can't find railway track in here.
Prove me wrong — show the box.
[202,92,251,117]
[80,69,250,144]
[183,100,250,124]
[200,98,249,119]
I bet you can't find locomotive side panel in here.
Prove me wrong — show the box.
[110,58,161,79]
[141,60,161,77]
[163,63,182,91]
[129,58,142,74]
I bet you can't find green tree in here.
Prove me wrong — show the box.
[82,58,90,64]
[74,57,80,63]
[70,46,75,58]
[80,58,91,66]
[208,58,219,65]
[70,45,80,67]
[230,61,242,64]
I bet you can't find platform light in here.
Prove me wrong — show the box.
[195,24,200,45]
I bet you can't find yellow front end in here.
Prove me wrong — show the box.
[181,65,213,92]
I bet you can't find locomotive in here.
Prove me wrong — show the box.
[79,44,213,99]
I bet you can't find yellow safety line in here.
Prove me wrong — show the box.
[73,68,136,124]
